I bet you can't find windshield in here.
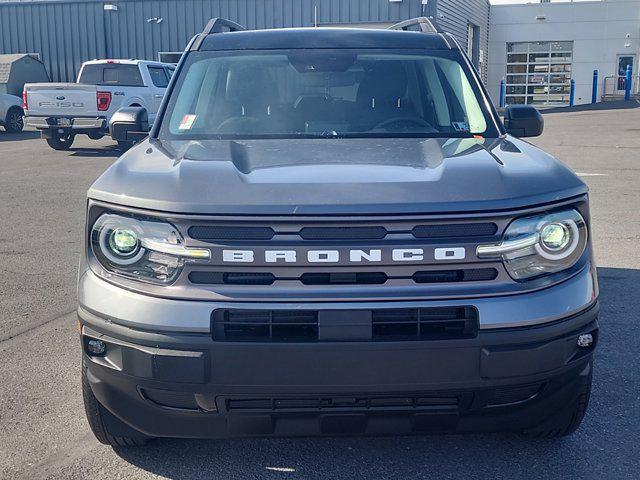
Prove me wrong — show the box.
[160,49,497,140]
[78,64,144,87]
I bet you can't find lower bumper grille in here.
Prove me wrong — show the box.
[225,394,460,413]
[138,386,544,413]
[372,307,478,340]
[211,306,478,342]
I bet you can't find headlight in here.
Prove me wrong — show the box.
[90,213,210,284]
[477,209,587,281]
[109,228,139,256]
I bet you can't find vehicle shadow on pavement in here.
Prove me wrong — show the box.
[542,99,640,114]
[112,266,638,480]
[0,131,40,142]
[69,146,122,158]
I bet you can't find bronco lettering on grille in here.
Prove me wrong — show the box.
[221,248,466,263]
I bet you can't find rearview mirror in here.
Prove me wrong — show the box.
[503,105,544,138]
[109,107,149,142]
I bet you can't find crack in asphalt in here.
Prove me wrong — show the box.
[0,308,76,345]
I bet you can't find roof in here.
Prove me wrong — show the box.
[82,59,174,67]
[0,53,34,63]
[199,27,452,52]
[0,53,39,83]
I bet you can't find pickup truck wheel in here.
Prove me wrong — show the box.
[523,367,592,438]
[4,107,24,133]
[82,364,151,447]
[88,131,104,140]
[46,133,75,150]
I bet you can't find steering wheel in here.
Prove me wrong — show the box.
[373,117,434,132]
[216,116,262,134]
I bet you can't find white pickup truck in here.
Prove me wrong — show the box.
[24,59,175,150]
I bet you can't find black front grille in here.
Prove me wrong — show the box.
[181,216,510,302]
[189,271,276,285]
[190,268,498,286]
[212,307,478,342]
[412,223,498,238]
[187,221,498,242]
[300,272,388,285]
[300,226,388,240]
[412,268,498,283]
[188,225,275,241]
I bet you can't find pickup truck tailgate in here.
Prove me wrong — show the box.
[25,83,97,117]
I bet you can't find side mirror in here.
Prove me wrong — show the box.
[503,105,544,138]
[109,107,149,142]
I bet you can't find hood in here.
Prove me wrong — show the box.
[88,136,587,215]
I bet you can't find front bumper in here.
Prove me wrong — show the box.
[78,263,598,332]
[79,286,599,437]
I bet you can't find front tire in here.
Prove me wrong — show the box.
[82,364,151,447]
[46,132,75,150]
[88,131,104,140]
[4,107,24,133]
[524,366,592,438]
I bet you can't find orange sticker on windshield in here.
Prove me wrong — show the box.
[179,114,196,130]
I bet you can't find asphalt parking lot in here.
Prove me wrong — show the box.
[1,105,639,480]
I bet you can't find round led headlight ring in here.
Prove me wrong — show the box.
[108,228,139,256]
[535,219,580,261]
[98,223,145,265]
[540,222,571,251]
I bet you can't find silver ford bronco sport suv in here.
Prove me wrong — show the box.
[78,18,599,446]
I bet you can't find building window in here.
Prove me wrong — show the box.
[505,41,573,106]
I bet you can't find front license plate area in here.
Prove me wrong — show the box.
[318,310,372,341]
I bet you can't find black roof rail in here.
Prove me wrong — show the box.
[388,17,441,34]
[191,18,247,51]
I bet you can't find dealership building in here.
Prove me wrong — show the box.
[488,0,640,106]
[0,0,638,106]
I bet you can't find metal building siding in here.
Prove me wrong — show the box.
[0,0,475,82]
[0,0,106,82]
[436,0,490,80]
[102,0,424,60]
